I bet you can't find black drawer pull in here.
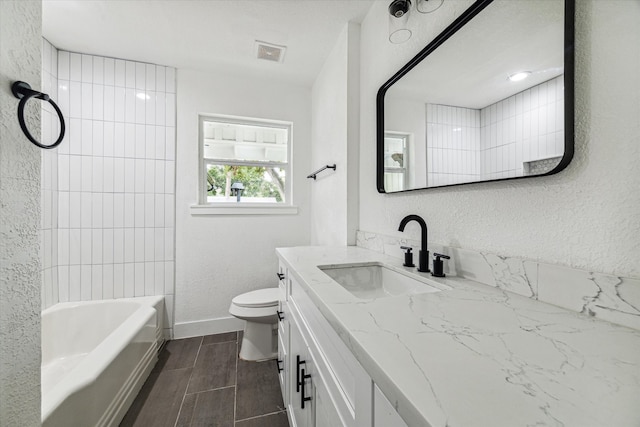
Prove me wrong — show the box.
[300,368,312,409]
[277,310,284,321]
[296,355,306,392]
[276,359,283,373]
[276,272,285,280]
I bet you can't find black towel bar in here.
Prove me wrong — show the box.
[307,164,336,180]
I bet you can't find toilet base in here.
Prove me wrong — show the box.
[239,321,277,361]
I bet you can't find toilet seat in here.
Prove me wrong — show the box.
[231,288,279,308]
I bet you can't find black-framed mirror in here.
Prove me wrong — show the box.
[377,0,574,193]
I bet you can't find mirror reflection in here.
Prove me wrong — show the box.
[380,0,572,192]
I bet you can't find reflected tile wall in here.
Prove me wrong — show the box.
[356,230,640,331]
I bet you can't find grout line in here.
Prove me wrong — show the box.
[235,410,288,423]
[234,330,239,423]
[174,335,203,427]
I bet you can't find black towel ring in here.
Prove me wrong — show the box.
[11,81,66,150]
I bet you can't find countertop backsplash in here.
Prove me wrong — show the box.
[356,230,640,331]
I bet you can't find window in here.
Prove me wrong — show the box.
[383,132,409,192]
[198,114,293,209]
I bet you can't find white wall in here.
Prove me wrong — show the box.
[175,68,312,337]
[359,0,640,278]
[310,22,360,246]
[0,1,42,424]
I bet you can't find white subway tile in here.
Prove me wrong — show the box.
[92,193,103,228]
[154,195,165,229]
[124,123,136,158]
[82,267,93,299]
[156,66,166,92]
[58,154,70,191]
[104,121,114,157]
[81,55,93,82]
[58,80,70,118]
[154,261,165,296]
[547,101,557,134]
[112,158,124,193]
[104,58,115,86]
[145,228,155,262]
[58,191,70,229]
[113,263,124,298]
[166,93,176,127]
[80,192,92,229]
[113,228,124,264]
[124,193,135,228]
[103,193,114,228]
[103,229,114,265]
[145,194,155,227]
[134,62,145,90]
[81,155,92,192]
[81,82,93,119]
[114,122,125,157]
[124,263,135,298]
[113,193,125,228]
[125,88,136,123]
[146,92,156,125]
[164,228,174,261]
[69,81,82,119]
[164,261,174,294]
[165,127,175,160]
[145,159,155,194]
[102,264,114,299]
[124,228,135,263]
[104,85,115,123]
[146,64,156,91]
[92,156,104,192]
[154,228,164,262]
[125,61,136,88]
[103,157,114,193]
[166,68,175,93]
[165,196,174,228]
[144,262,155,296]
[69,265,81,301]
[135,194,145,227]
[59,51,70,80]
[135,158,146,193]
[92,84,104,120]
[135,91,145,124]
[69,192,81,228]
[43,229,52,269]
[155,92,166,125]
[59,265,70,302]
[114,59,126,87]
[81,119,93,156]
[135,263,145,297]
[81,228,92,264]
[70,53,82,81]
[135,125,146,158]
[92,229,103,264]
[165,161,174,194]
[114,86,125,122]
[69,228,81,265]
[124,158,135,193]
[145,125,155,158]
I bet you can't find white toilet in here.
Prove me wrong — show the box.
[229,288,280,361]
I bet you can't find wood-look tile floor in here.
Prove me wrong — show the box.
[120,332,290,427]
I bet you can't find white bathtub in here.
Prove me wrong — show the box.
[41,296,164,427]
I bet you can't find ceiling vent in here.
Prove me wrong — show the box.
[254,41,286,63]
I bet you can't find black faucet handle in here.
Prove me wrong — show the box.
[431,253,449,277]
[400,246,415,267]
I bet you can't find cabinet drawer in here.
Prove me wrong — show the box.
[289,277,367,413]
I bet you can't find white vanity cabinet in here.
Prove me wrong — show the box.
[277,259,410,427]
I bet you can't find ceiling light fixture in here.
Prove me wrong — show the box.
[508,71,532,82]
[388,0,445,44]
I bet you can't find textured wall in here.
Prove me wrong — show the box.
[174,68,312,336]
[0,1,42,425]
[359,0,640,278]
[310,22,360,246]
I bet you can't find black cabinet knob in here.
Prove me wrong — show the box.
[276,359,283,373]
[277,310,284,321]
[276,272,285,280]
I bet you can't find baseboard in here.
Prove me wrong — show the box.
[173,316,245,339]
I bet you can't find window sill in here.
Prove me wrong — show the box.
[190,203,299,216]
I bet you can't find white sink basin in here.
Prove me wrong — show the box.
[318,263,443,299]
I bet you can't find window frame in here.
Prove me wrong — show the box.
[197,114,294,209]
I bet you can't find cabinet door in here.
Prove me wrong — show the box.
[277,327,288,405]
[312,359,346,427]
[289,316,314,427]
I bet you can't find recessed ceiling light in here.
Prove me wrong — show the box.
[136,93,150,100]
[508,71,531,82]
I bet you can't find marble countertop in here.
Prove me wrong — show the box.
[276,246,640,427]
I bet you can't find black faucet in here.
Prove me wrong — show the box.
[398,214,429,273]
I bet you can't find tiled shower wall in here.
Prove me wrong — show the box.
[426,75,564,185]
[41,39,59,309]
[41,42,177,335]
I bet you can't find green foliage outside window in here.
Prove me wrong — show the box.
[207,165,285,202]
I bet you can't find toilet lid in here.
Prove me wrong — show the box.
[232,288,280,308]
